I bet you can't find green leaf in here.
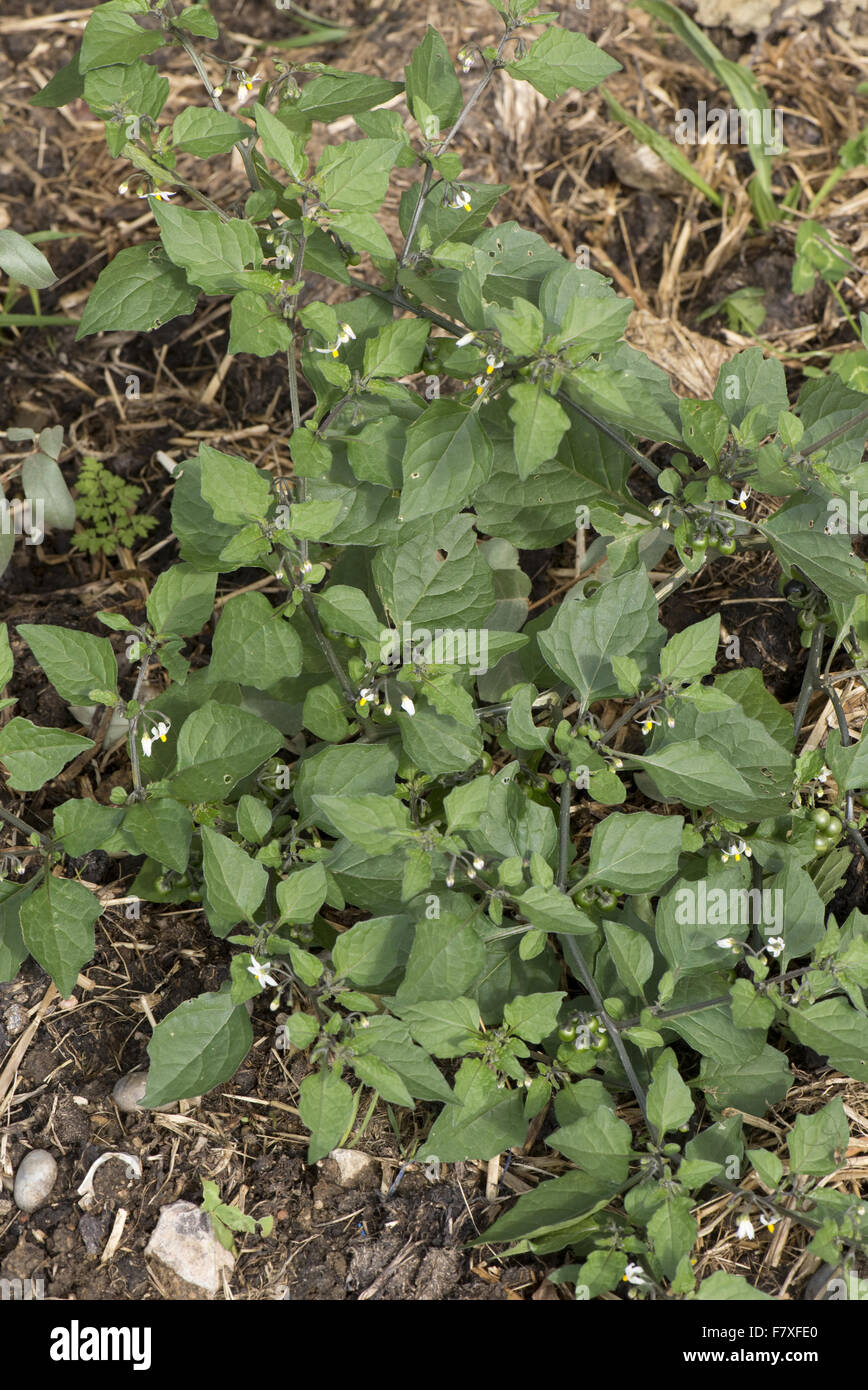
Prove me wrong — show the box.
[169,701,282,801]
[280,71,403,125]
[373,513,494,628]
[254,105,307,180]
[80,0,163,73]
[276,862,328,925]
[172,4,219,38]
[396,911,486,1005]
[314,585,381,642]
[52,799,125,857]
[146,564,216,636]
[302,683,349,742]
[660,615,720,684]
[209,592,302,689]
[313,794,413,854]
[730,978,776,1031]
[508,382,570,481]
[173,107,251,158]
[647,1052,694,1134]
[763,495,868,605]
[363,318,430,379]
[396,997,480,1057]
[506,685,551,751]
[17,624,117,704]
[0,718,93,791]
[153,204,262,295]
[236,794,271,845]
[785,1000,868,1084]
[517,885,598,936]
[352,1016,453,1103]
[299,1066,355,1163]
[198,444,272,525]
[404,26,462,132]
[31,50,84,108]
[0,880,31,982]
[503,991,565,1043]
[0,623,13,689]
[549,1105,633,1183]
[478,1169,620,1244]
[506,26,621,99]
[201,826,268,930]
[332,913,411,988]
[398,704,483,775]
[295,743,399,834]
[228,292,292,357]
[419,1058,525,1162]
[587,812,682,893]
[692,1271,773,1301]
[316,138,401,212]
[698,1044,793,1114]
[604,921,654,997]
[21,454,75,531]
[538,567,665,705]
[648,1194,697,1281]
[143,988,253,1105]
[76,244,198,339]
[748,1147,783,1190]
[20,878,101,997]
[124,800,193,874]
[0,231,56,290]
[399,400,492,523]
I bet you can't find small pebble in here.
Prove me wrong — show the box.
[4,1004,27,1037]
[111,1070,196,1114]
[14,1149,58,1214]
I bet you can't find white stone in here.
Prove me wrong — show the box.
[14,1149,58,1213]
[326,1148,376,1187]
[111,1070,190,1114]
[145,1201,234,1295]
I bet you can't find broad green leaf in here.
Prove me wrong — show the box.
[748,1147,783,1190]
[17,624,117,704]
[405,26,462,131]
[506,26,621,99]
[198,445,272,525]
[399,400,492,523]
[478,1169,620,1244]
[170,701,282,801]
[785,999,868,1083]
[373,513,494,627]
[313,794,413,855]
[173,106,251,158]
[30,50,84,108]
[52,799,125,857]
[228,292,292,357]
[548,1104,633,1183]
[418,1058,525,1162]
[503,991,565,1043]
[351,1015,453,1103]
[713,345,788,435]
[253,105,307,179]
[692,1272,773,1301]
[647,1053,694,1134]
[202,826,267,929]
[172,4,219,37]
[396,911,486,1005]
[517,885,598,936]
[153,203,262,295]
[508,382,570,480]
[147,564,216,636]
[209,592,302,689]
[586,812,683,893]
[294,742,399,834]
[276,862,328,925]
[788,1098,849,1176]
[660,615,720,683]
[302,683,349,742]
[77,244,198,339]
[397,704,483,775]
[0,623,13,689]
[363,318,430,379]
[0,230,56,289]
[538,567,665,705]
[124,799,193,874]
[604,920,654,997]
[0,880,31,982]
[397,997,480,1057]
[314,585,381,642]
[648,1194,697,1281]
[21,454,75,530]
[299,1066,355,1163]
[171,456,241,571]
[0,718,93,791]
[236,794,271,845]
[80,0,162,72]
[20,878,101,997]
[763,496,868,605]
[698,1044,793,1113]
[316,138,401,212]
[143,988,253,1104]
[280,71,403,125]
[332,913,411,988]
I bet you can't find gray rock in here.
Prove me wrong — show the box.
[14,1149,58,1213]
[4,1004,27,1037]
[145,1201,234,1296]
[111,1070,193,1114]
[322,1148,378,1188]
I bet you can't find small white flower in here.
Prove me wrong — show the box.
[248,956,277,989]
[472,856,485,871]
[765,936,785,958]
[455,330,476,348]
[716,937,738,949]
[736,1217,755,1241]
[301,559,313,574]
[358,686,378,709]
[118,183,129,196]
[444,187,472,212]
[485,353,504,374]
[383,702,392,717]
[400,694,415,717]
[720,837,751,864]
[635,710,660,736]
[623,1263,649,1286]
[474,375,486,396]
[138,188,174,202]
[445,873,455,888]
[237,70,262,94]
[212,84,224,99]
[458,48,475,73]
[141,721,169,757]
[729,486,751,511]
[817,766,830,784]
[651,503,663,517]
[338,322,356,344]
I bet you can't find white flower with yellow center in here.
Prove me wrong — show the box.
[444,187,472,212]
[247,957,277,989]
[720,837,751,864]
[729,486,751,510]
[765,936,785,958]
[623,1263,649,1286]
[485,353,504,375]
[141,721,170,758]
[138,189,174,202]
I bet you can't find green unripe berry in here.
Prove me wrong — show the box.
[812,809,831,830]
[813,834,831,854]
[557,1023,577,1042]
[826,817,843,840]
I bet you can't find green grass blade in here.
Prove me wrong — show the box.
[601,90,723,208]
